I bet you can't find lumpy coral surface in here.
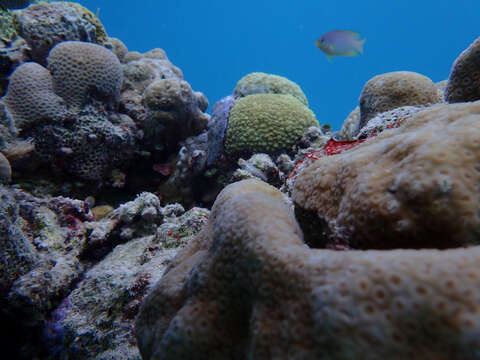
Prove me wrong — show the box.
[136,179,480,360]
[294,101,480,250]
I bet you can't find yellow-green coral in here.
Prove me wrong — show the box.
[136,179,480,359]
[225,94,318,156]
[234,72,308,106]
[293,101,480,250]
[66,2,107,44]
[0,8,17,42]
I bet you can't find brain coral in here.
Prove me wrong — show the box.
[234,72,308,106]
[47,41,123,110]
[445,37,480,103]
[293,101,480,250]
[3,62,66,131]
[14,1,108,63]
[359,71,442,129]
[136,178,480,360]
[225,94,318,156]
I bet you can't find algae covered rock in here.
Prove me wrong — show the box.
[225,93,318,157]
[13,1,108,63]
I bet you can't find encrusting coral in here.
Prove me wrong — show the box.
[47,41,123,110]
[359,71,442,129]
[293,101,480,250]
[136,178,480,360]
[445,36,480,103]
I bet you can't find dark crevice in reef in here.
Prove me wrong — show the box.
[294,205,333,249]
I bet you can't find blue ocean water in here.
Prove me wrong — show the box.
[78,0,479,130]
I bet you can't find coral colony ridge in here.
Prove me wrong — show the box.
[1,1,480,359]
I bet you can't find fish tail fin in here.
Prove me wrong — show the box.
[327,55,333,62]
[357,38,366,54]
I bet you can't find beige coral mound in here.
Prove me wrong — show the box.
[4,62,66,130]
[445,37,480,103]
[294,101,480,250]
[47,41,123,110]
[359,71,442,129]
[136,179,480,360]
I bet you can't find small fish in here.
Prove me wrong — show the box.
[315,30,366,62]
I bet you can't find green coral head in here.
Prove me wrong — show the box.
[225,93,318,156]
[234,72,309,106]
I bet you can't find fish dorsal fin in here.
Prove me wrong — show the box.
[344,30,361,39]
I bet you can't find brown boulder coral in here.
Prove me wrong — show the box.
[293,101,480,250]
[47,41,123,111]
[359,71,442,129]
[136,179,480,360]
[445,37,480,103]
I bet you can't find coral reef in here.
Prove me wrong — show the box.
[356,105,424,139]
[445,37,480,103]
[0,186,209,358]
[142,78,209,149]
[32,105,136,181]
[0,38,30,96]
[293,101,480,250]
[13,1,108,64]
[0,7,17,42]
[0,152,11,183]
[338,106,360,140]
[136,178,480,359]
[43,194,208,359]
[47,41,123,110]
[225,94,318,157]
[234,72,308,106]
[359,71,442,129]
[0,186,91,357]
[3,61,66,131]
[206,95,235,165]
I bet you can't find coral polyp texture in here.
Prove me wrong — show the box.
[445,37,480,103]
[225,93,318,157]
[13,1,108,63]
[234,72,309,106]
[136,179,480,360]
[33,106,135,181]
[3,62,66,131]
[47,41,123,110]
[293,101,480,250]
[359,71,442,129]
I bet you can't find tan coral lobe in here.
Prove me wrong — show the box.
[294,101,480,250]
[136,178,480,360]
